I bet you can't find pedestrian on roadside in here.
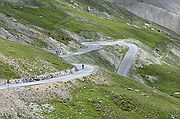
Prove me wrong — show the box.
[7,79,10,84]
[82,64,85,69]
[7,79,10,89]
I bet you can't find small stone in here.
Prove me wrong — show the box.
[127,88,133,91]
[134,89,140,92]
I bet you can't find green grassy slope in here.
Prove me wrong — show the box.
[0,0,179,118]
[136,64,180,98]
[0,0,178,47]
[0,38,72,79]
[67,7,170,48]
[42,71,180,119]
[0,60,20,79]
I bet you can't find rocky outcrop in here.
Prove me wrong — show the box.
[0,28,34,44]
[107,0,180,34]
[0,14,69,55]
[0,90,42,119]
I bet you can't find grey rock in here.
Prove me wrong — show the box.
[107,0,180,34]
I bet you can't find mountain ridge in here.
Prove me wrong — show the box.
[107,0,180,34]
[0,0,179,118]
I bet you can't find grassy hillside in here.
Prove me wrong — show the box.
[0,38,72,79]
[136,64,180,98]
[0,60,20,79]
[0,0,179,118]
[42,71,180,119]
[0,0,178,47]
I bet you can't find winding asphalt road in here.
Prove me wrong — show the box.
[82,41,138,76]
[0,64,96,89]
[0,41,138,89]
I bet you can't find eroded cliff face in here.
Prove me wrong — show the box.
[108,0,180,34]
[139,0,180,15]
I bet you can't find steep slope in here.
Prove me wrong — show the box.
[108,0,180,34]
[0,0,176,48]
[0,38,72,79]
[139,0,180,15]
[0,0,179,118]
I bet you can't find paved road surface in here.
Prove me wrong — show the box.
[0,64,96,89]
[0,41,138,89]
[62,41,138,76]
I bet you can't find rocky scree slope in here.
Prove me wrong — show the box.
[108,0,180,34]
